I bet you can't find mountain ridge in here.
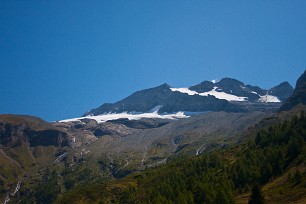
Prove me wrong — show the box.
[83,77,293,117]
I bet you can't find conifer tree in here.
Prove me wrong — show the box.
[248,184,265,204]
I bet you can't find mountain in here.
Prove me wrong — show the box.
[84,83,244,116]
[280,70,306,111]
[0,115,71,202]
[57,110,306,204]
[83,78,293,117]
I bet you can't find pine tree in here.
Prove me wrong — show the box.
[248,184,265,204]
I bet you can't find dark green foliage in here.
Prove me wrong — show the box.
[33,170,61,204]
[58,183,108,204]
[136,156,235,204]
[248,184,265,204]
[294,170,302,184]
[234,111,306,187]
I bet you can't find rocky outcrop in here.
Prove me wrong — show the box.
[54,118,137,139]
[108,118,170,129]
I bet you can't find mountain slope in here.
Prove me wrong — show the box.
[94,111,269,173]
[0,115,71,202]
[56,111,306,204]
[47,111,270,185]
[280,70,306,111]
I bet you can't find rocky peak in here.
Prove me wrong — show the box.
[217,77,245,88]
[158,83,171,89]
[189,81,214,92]
[269,81,294,101]
[280,70,306,111]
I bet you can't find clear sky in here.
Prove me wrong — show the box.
[1,1,306,121]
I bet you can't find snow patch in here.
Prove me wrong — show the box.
[211,79,219,83]
[259,95,281,103]
[170,88,198,96]
[60,111,189,124]
[199,87,248,101]
[170,87,248,102]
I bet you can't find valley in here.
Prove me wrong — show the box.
[0,72,305,203]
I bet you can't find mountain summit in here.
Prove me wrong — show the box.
[83,77,293,118]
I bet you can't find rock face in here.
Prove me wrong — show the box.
[280,70,306,111]
[0,115,68,147]
[84,78,293,116]
[0,114,71,199]
[108,118,170,129]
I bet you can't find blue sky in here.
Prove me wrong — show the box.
[1,1,306,121]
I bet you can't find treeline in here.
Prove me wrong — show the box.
[51,112,306,203]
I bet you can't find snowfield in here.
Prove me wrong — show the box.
[59,111,189,124]
[170,88,199,96]
[170,87,248,101]
[199,87,248,101]
[259,94,281,103]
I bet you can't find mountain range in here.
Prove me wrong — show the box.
[0,71,306,204]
